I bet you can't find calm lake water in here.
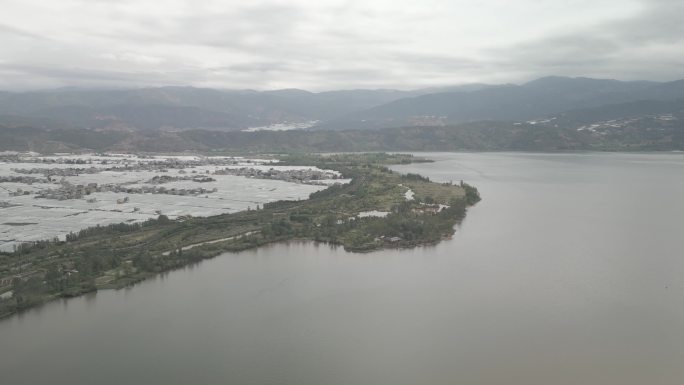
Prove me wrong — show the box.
[1,152,683,385]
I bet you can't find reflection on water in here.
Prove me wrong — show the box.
[1,152,683,385]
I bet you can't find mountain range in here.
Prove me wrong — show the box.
[0,76,683,152]
[0,87,421,131]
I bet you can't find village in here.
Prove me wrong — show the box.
[214,166,340,185]
[34,181,219,201]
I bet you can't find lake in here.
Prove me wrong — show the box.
[1,152,683,385]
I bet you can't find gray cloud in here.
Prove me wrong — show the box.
[0,0,682,90]
[490,0,684,81]
[0,23,48,40]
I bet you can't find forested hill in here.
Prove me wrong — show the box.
[2,118,682,153]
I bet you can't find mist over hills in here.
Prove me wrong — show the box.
[319,77,684,129]
[1,76,683,152]
[0,87,420,131]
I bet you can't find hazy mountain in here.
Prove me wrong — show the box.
[416,83,501,94]
[318,77,684,129]
[28,104,263,131]
[2,76,684,137]
[0,87,418,131]
[551,98,684,128]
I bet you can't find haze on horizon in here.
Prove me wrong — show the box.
[1,0,683,91]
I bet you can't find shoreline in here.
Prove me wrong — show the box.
[0,153,480,320]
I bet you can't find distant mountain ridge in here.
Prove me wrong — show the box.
[4,76,680,132]
[0,76,683,151]
[0,87,423,131]
[318,76,684,129]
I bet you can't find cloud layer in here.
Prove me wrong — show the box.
[0,0,682,90]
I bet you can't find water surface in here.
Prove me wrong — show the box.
[1,152,683,385]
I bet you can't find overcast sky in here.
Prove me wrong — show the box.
[0,0,682,91]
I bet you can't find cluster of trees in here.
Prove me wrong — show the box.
[404,173,431,182]
[65,215,171,242]
[12,237,61,255]
[13,216,172,256]
[461,181,482,205]
[1,262,97,316]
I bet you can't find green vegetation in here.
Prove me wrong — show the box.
[3,115,684,153]
[0,153,479,318]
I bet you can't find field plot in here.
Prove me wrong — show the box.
[0,153,344,251]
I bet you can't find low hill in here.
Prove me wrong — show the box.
[2,117,682,153]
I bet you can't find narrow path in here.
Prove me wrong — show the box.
[161,231,258,256]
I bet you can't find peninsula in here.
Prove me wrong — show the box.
[0,153,479,318]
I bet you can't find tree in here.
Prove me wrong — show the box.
[45,264,62,290]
